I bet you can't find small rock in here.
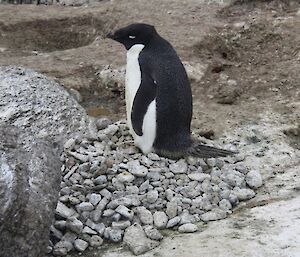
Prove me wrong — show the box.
[54,220,67,230]
[94,175,108,185]
[166,216,181,228]
[64,138,76,150]
[128,160,148,177]
[89,235,104,247]
[169,159,188,174]
[140,156,154,166]
[112,220,131,230]
[200,208,227,222]
[166,200,178,218]
[115,205,134,220]
[179,210,196,225]
[66,218,83,234]
[53,240,73,256]
[100,189,112,199]
[116,171,135,183]
[136,206,154,225]
[246,170,263,189]
[146,190,159,203]
[178,223,198,233]
[89,193,102,206]
[74,239,89,252]
[188,173,211,182]
[68,151,89,163]
[144,225,163,240]
[55,202,76,219]
[147,153,161,161]
[123,224,160,255]
[153,211,168,229]
[76,202,94,212]
[82,226,97,235]
[107,228,123,243]
[101,124,119,137]
[219,199,232,211]
[233,188,255,201]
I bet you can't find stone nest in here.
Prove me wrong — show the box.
[49,118,263,256]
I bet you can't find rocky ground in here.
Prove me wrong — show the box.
[0,0,300,257]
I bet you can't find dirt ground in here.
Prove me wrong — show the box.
[0,0,299,256]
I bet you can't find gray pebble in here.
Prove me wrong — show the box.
[55,202,76,219]
[112,220,131,230]
[188,173,211,182]
[144,225,163,240]
[166,200,178,218]
[74,239,89,252]
[166,216,181,228]
[123,223,160,255]
[233,188,255,200]
[115,205,134,220]
[146,190,159,203]
[94,175,108,185]
[64,138,76,150]
[53,240,73,256]
[89,193,102,206]
[153,211,168,229]
[76,202,94,212]
[68,151,89,163]
[128,160,149,177]
[179,210,196,225]
[147,153,161,161]
[219,199,232,211]
[66,218,83,234]
[82,226,97,235]
[116,171,135,183]
[99,189,112,199]
[107,228,123,242]
[200,208,227,222]
[136,206,154,225]
[246,170,263,188]
[89,235,104,247]
[178,223,198,233]
[169,159,188,174]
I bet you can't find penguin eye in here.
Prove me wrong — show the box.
[129,35,136,39]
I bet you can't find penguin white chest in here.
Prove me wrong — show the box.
[126,44,157,154]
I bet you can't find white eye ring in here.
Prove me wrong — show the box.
[129,35,136,39]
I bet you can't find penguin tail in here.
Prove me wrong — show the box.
[188,141,237,158]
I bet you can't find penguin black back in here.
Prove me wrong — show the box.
[139,33,193,155]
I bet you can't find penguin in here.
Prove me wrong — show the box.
[107,23,235,159]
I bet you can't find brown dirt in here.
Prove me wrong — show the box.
[1,0,298,141]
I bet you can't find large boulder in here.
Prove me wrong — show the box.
[0,66,92,257]
[0,66,92,153]
[0,125,61,257]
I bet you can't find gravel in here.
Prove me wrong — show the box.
[50,119,263,255]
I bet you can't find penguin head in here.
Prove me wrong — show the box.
[107,23,156,50]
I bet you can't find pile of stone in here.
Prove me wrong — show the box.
[50,119,263,256]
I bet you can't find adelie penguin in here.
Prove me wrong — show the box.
[107,23,236,159]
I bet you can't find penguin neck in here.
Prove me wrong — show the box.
[127,44,145,57]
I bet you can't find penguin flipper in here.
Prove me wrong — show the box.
[131,72,157,136]
[188,141,237,158]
